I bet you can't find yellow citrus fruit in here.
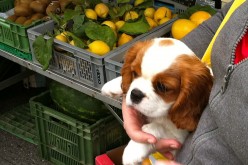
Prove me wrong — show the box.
[124,11,139,21]
[61,31,68,37]
[145,17,158,30]
[88,40,110,56]
[154,7,172,23]
[102,20,116,31]
[158,17,171,25]
[144,7,155,19]
[118,33,133,46]
[134,0,144,6]
[55,34,68,43]
[142,158,151,165]
[189,11,211,26]
[94,3,109,18]
[69,40,75,46]
[85,9,97,20]
[171,19,197,40]
[115,20,125,30]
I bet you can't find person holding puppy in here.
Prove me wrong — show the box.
[122,0,248,164]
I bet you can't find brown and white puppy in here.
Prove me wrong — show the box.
[101,38,213,165]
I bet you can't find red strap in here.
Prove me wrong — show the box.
[235,32,248,64]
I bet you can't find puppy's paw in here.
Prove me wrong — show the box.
[101,76,123,98]
[122,140,154,165]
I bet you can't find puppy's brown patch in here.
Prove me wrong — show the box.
[121,40,154,93]
[159,39,174,47]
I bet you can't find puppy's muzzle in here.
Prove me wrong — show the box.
[130,88,145,104]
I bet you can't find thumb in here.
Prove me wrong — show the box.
[155,160,182,165]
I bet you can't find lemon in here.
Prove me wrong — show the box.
[85,9,97,20]
[115,20,125,30]
[142,158,151,165]
[190,11,211,26]
[134,0,144,6]
[69,40,75,46]
[124,11,139,21]
[55,34,68,43]
[158,17,171,25]
[118,33,133,46]
[95,3,109,18]
[61,31,68,37]
[145,17,158,30]
[171,19,197,40]
[88,40,110,56]
[102,20,116,31]
[144,7,155,19]
[154,7,172,23]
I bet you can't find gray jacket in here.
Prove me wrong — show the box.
[177,1,248,164]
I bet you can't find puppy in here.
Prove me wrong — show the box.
[101,38,213,165]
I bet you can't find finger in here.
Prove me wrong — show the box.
[155,160,182,165]
[155,139,182,152]
[123,108,157,143]
[125,127,157,144]
[122,100,157,144]
[163,152,174,160]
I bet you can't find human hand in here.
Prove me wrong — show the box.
[122,99,154,143]
[155,160,182,165]
[122,99,182,159]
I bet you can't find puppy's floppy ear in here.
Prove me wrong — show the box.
[121,41,143,93]
[168,55,213,131]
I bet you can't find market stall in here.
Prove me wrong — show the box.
[0,0,221,164]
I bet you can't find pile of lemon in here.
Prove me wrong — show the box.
[55,0,175,56]
[144,6,175,30]
[171,10,212,40]
[84,4,174,55]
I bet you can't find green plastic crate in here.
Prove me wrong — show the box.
[29,91,128,165]
[0,104,38,144]
[0,16,42,53]
[0,42,32,60]
[0,0,14,12]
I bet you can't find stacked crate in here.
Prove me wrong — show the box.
[29,91,129,165]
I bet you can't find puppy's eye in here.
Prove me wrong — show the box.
[132,71,138,78]
[156,82,167,93]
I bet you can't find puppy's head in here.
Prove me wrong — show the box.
[121,38,213,131]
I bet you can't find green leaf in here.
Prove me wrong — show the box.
[179,4,217,19]
[85,22,117,48]
[109,4,133,19]
[33,35,53,71]
[134,0,153,9]
[49,13,62,26]
[63,8,81,23]
[109,7,119,19]
[72,15,86,37]
[49,13,67,30]
[66,31,87,49]
[87,0,102,8]
[74,4,83,12]
[117,0,130,3]
[119,16,150,35]
[119,3,134,16]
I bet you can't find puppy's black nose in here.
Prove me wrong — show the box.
[130,88,145,104]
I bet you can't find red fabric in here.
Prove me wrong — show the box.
[235,32,248,64]
[95,154,114,165]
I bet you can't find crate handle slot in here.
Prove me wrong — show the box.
[50,115,71,129]
[46,110,78,127]
[0,19,10,28]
